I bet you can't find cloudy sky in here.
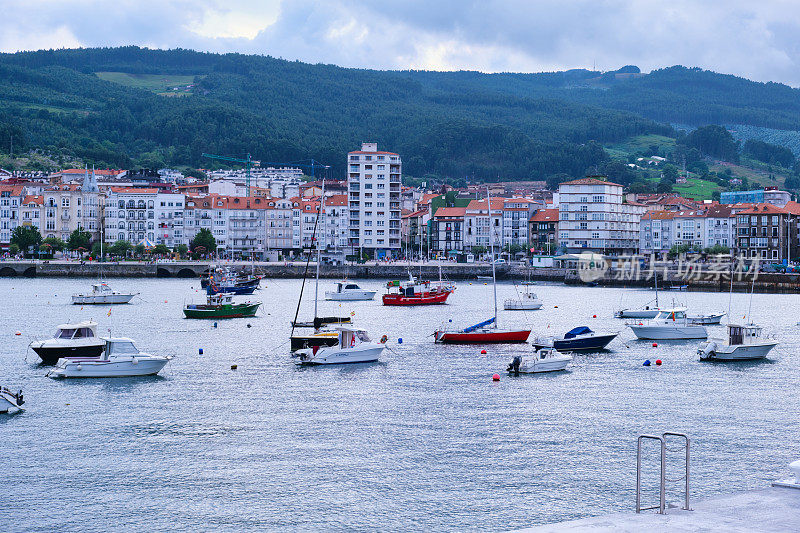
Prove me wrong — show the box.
[4,0,800,85]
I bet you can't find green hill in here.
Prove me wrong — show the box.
[1,47,800,184]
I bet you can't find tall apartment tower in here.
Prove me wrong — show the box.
[347,142,402,258]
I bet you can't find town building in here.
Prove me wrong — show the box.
[463,198,504,252]
[41,171,103,243]
[501,198,541,248]
[721,187,791,207]
[347,142,402,257]
[734,202,800,261]
[0,185,24,246]
[432,207,466,254]
[528,208,559,254]
[558,178,645,254]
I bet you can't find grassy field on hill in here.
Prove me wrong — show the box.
[95,71,200,94]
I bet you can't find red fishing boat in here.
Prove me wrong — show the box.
[382,278,454,306]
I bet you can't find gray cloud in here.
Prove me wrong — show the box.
[4,0,800,85]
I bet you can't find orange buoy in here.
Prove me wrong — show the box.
[554,305,558,308]
[492,373,500,381]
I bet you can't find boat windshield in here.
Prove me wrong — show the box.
[657,310,685,320]
[107,341,139,355]
[56,328,76,339]
[72,327,94,338]
[357,331,371,342]
[345,284,359,290]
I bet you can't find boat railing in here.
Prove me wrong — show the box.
[636,432,691,514]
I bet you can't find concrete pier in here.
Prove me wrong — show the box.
[517,485,800,532]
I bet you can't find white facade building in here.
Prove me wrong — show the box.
[347,142,402,257]
[558,178,644,254]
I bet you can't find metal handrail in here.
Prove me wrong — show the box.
[637,435,665,514]
[636,432,691,514]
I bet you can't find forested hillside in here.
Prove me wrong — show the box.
[2,47,800,183]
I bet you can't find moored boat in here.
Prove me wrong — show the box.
[295,327,384,365]
[30,321,106,365]
[507,348,571,374]
[698,324,778,361]
[47,337,170,378]
[628,308,708,340]
[325,281,376,301]
[532,326,617,352]
[183,293,260,319]
[382,277,454,305]
[72,282,137,305]
[688,313,725,325]
[0,386,24,413]
[504,291,543,311]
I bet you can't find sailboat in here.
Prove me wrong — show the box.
[290,180,351,351]
[504,261,542,310]
[72,188,138,305]
[614,270,661,319]
[434,188,531,344]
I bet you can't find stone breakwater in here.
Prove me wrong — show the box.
[1,260,799,292]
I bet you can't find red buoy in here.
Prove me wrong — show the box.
[492,373,500,381]
[652,342,658,347]
[481,349,488,355]
[592,314,597,318]
[655,359,662,365]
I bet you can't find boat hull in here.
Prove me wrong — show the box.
[296,344,384,365]
[504,301,542,310]
[534,334,618,352]
[688,314,725,325]
[206,285,256,296]
[72,294,135,305]
[514,356,571,373]
[325,291,376,301]
[615,309,659,319]
[183,303,260,319]
[31,342,105,365]
[382,291,452,306]
[48,358,168,378]
[290,332,340,351]
[699,341,778,361]
[435,329,531,344]
[630,325,707,340]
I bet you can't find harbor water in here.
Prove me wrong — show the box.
[2,278,800,531]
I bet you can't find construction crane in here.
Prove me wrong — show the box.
[201,152,258,196]
[258,159,332,179]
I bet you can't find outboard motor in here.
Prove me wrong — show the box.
[507,355,522,375]
[16,391,23,406]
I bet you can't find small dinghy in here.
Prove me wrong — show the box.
[0,386,24,413]
[507,348,571,374]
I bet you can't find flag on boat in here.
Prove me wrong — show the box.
[107,308,112,317]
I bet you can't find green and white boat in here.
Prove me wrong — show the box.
[183,293,260,319]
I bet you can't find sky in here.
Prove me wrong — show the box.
[4,0,800,86]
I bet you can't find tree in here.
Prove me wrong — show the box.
[42,236,65,251]
[151,243,169,255]
[91,241,103,258]
[785,176,800,190]
[67,228,92,251]
[662,164,679,183]
[9,243,19,256]
[681,125,739,162]
[656,180,673,193]
[175,243,189,258]
[704,244,730,255]
[134,243,146,257]
[546,172,572,191]
[10,225,42,254]
[190,228,216,254]
[108,239,133,257]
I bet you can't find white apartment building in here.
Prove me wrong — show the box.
[42,171,103,243]
[502,198,541,248]
[104,188,186,247]
[639,211,675,254]
[640,205,737,255]
[347,142,402,258]
[265,198,295,253]
[0,185,23,245]
[324,194,349,253]
[558,178,644,254]
[464,198,504,251]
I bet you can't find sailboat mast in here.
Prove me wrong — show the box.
[314,179,326,322]
[486,187,498,325]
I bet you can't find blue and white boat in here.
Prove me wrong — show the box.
[532,326,617,352]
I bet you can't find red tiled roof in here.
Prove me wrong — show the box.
[348,150,399,155]
[641,210,676,220]
[434,207,467,218]
[324,194,348,207]
[109,187,160,194]
[466,198,505,212]
[735,203,788,215]
[22,195,43,205]
[529,208,559,222]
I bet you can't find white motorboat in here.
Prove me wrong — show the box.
[504,291,543,310]
[72,282,137,305]
[507,348,571,374]
[325,281,376,301]
[615,307,660,319]
[47,337,170,378]
[0,386,24,413]
[628,308,708,340]
[29,321,106,365]
[688,313,725,325]
[295,327,384,365]
[698,324,778,361]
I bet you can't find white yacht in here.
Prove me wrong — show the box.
[507,348,571,374]
[47,337,170,378]
[698,324,778,361]
[628,308,708,340]
[688,312,726,325]
[295,327,384,365]
[325,281,377,301]
[615,306,659,319]
[0,386,24,413]
[72,282,137,305]
[30,321,106,365]
[504,291,543,310]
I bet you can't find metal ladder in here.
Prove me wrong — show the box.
[636,432,691,514]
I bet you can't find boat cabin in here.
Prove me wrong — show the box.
[336,282,362,292]
[91,283,113,294]
[103,338,141,357]
[55,322,99,339]
[337,327,371,348]
[727,324,762,345]
[207,293,235,305]
[655,308,687,320]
